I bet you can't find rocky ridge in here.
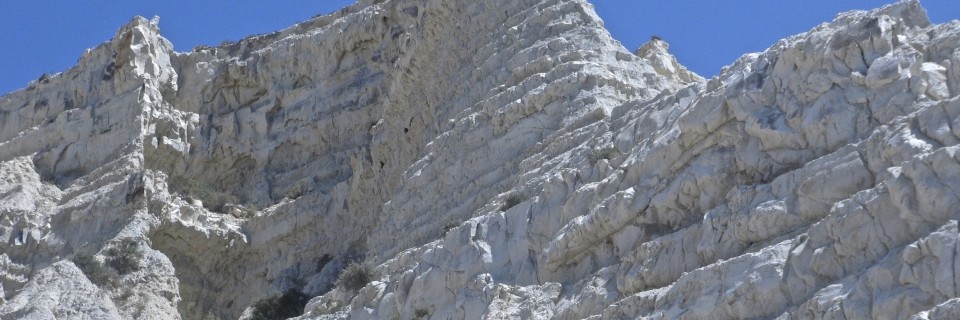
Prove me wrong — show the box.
[1,0,960,319]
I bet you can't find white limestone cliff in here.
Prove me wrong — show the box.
[1,0,960,319]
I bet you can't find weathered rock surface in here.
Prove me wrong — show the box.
[2,0,960,319]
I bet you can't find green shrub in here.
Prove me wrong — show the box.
[588,147,620,164]
[414,308,430,319]
[72,250,119,287]
[443,220,459,233]
[644,223,673,236]
[71,239,142,287]
[501,194,524,212]
[250,289,309,320]
[335,261,376,292]
[105,239,142,275]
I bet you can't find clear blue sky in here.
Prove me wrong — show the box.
[1,1,958,95]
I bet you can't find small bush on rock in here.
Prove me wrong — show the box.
[250,288,310,320]
[335,261,376,292]
[589,147,620,164]
[105,238,142,275]
[414,308,430,319]
[501,193,524,212]
[72,250,119,287]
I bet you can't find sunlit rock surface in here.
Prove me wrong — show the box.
[2,0,960,319]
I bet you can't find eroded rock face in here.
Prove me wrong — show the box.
[1,0,959,319]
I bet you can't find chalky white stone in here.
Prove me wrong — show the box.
[1,0,959,319]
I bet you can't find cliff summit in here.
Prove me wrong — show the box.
[2,1,960,319]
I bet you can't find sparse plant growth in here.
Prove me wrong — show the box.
[192,44,214,52]
[414,308,430,319]
[651,35,663,41]
[644,223,673,236]
[27,72,51,89]
[105,238,142,275]
[71,239,141,286]
[335,261,376,293]
[501,193,524,212]
[443,219,459,233]
[242,32,278,42]
[245,33,267,40]
[169,175,239,213]
[249,288,310,320]
[283,185,308,200]
[589,147,620,164]
[72,250,119,287]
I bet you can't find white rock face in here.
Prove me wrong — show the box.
[1,0,960,319]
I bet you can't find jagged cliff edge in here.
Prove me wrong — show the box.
[1,0,960,319]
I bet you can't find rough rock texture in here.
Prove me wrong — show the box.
[2,0,960,319]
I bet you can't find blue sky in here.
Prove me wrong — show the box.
[1,1,958,95]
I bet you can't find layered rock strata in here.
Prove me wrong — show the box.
[1,0,959,319]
